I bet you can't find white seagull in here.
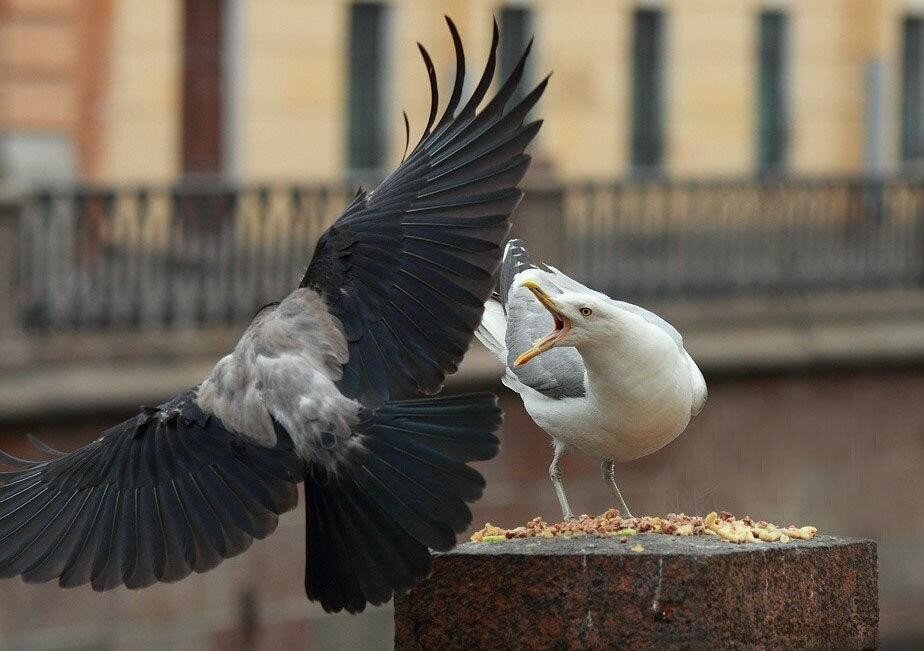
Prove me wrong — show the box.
[476,240,707,519]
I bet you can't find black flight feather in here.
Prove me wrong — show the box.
[302,17,547,406]
[0,391,300,590]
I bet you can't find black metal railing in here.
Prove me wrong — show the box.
[17,184,355,330]
[565,177,924,299]
[11,176,924,331]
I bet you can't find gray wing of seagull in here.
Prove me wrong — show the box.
[498,241,587,399]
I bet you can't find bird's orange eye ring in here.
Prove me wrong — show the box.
[579,307,592,317]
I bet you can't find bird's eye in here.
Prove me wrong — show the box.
[579,307,593,317]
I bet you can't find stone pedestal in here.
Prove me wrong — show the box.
[394,535,877,649]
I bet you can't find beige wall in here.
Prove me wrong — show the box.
[787,0,924,174]
[233,0,533,181]
[238,0,346,181]
[21,0,924,183]
[536,0,628,179]
[667,0,757,177]
[0,11,76,131]
[98,0,181,182]
[0,0,77,134]
[789,0,864,174]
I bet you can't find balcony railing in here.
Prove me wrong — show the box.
[6,176,924,332]
[563,177,924,297]
[14,184,355,330]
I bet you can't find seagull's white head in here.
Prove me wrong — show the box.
[514,280,617,366]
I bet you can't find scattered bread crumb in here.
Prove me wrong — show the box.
[470,509,817,545]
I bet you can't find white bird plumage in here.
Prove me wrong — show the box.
[476,240,707,519]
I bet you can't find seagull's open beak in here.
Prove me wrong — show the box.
[514,280,572,366]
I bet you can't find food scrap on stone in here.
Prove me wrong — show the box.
[470,509,817,545]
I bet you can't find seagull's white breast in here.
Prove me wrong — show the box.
[521,316,699,463]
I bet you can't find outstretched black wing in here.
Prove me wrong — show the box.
[0,391,300,591]
[303,17,548,406]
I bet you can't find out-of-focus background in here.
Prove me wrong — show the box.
[1,0,923,648]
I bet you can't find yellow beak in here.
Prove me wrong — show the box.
[513,280,571,366]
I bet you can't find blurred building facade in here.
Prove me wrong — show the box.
[2,0,924,189]
[3,1,924,648]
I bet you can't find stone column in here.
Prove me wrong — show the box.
[395,535,877,649]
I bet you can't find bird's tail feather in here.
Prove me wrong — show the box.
[304,393,501,613]
[474,297,507,362]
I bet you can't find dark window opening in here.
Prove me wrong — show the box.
[347,3,388,172]
[901,17,924,163]
[631,9,664,173]
[757,11,788,173]
[182,0,225,176]
[499,6,533,105]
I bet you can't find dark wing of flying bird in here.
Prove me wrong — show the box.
[302,17,548,406]
[298,16,546,611]
[0,392,300,591]
[0,17,546,614]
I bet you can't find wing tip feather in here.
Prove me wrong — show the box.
[415,42,439,148]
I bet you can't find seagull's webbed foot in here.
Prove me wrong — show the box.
[549,440,574,521]
[602,460,634,519]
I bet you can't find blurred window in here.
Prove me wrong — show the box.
[757,11,789,173]
[347,3,389,173]
[182,0,226,176]
[902,17,924,163]
[631,9,664,173]
[499,7,534,105]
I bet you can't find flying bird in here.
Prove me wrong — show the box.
[475,240,706,520]
[0,19,547,614]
